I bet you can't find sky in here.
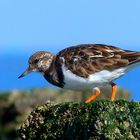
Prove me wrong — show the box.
[1,0,140,100]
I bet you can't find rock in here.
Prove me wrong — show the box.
[18,100,140,140]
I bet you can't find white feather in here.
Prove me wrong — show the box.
[62,62,140,90]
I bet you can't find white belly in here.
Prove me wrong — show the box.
[62,64,134,90]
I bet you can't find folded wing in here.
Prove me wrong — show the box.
[56,44,140,78]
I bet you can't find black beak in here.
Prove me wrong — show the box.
[18,67,32,79]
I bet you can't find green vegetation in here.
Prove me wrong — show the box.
[0,87,131,140]
[18,100,140,140]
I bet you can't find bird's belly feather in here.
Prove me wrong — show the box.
[62,65,127,90]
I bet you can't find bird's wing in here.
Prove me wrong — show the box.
[56,44,140,78]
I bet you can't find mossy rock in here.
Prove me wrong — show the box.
[18,100,140,140]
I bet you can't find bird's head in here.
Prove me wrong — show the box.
[18,51,55,79]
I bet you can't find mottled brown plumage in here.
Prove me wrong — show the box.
[57,44,140,78]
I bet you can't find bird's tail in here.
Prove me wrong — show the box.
[122,51,140,65]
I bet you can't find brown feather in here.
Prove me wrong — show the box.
[56,44,140,78]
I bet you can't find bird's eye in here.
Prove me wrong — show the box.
[34,59,39,64]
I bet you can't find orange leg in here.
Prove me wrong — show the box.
[111,82,117,101]
[85,87,100,103]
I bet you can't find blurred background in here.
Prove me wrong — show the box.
[1,0,140,139]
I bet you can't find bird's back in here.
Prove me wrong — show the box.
[56,44,140,78]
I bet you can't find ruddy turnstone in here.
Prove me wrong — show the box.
[18,44,140,103]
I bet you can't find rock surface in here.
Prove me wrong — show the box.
[18,100,140,140]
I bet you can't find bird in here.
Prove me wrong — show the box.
[18,44,140,103]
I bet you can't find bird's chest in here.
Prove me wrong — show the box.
[63,70,92,89]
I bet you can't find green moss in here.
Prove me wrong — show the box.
[18,100,140,140]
